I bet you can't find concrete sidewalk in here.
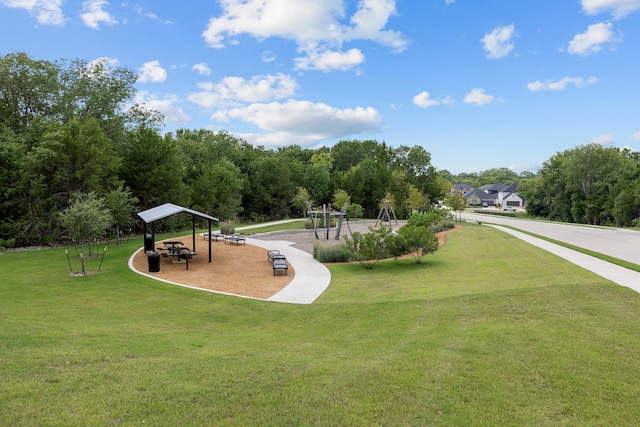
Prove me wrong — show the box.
[246,237,331,304]
[489,224,640,294]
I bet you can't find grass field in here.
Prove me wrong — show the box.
[2,224,640,425]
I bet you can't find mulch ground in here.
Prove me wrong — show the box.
[132,238,294,300]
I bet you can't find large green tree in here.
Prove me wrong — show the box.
[526,144,636,225]
[119,128,188,210]
[191,158,244,220]
[244,154,298,221]
[0,52,59,132]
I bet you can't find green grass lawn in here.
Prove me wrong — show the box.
[2,225,640,425]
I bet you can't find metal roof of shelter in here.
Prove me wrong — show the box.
[137,203,218,263]
[138,203,218,224]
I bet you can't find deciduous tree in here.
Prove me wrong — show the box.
[58,192,112,274]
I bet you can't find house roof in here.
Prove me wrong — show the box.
[467,188,497,200]
[137,203,218,224]
[504,182,518,193]
[480,183,508,193]
[452,183,474,188]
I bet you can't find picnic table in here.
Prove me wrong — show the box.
[157,241,196,269]
[163,240,183,248]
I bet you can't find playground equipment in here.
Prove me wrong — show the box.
[375,200,398,228]
[306,201,348,240]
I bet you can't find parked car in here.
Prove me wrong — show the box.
[482,202,489,208]
[503,205,516,211]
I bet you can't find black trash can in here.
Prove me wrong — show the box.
[148,251,160,272]
[144,234,154,252]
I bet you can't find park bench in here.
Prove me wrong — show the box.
[273,260,288,276]
[224,234,246,245]
[202,232,225,241]
[267,250,286,262]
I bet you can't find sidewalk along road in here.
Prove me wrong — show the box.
[462,212,640,266]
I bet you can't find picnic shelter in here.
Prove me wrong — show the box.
[137,203,219,262]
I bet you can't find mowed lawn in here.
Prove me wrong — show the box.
[2,225,640,425]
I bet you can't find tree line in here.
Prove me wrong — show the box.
[519,143,640,227]
[3,52,636,247]
[0,52,447,247]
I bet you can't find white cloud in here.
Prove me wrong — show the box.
[463,88,496,105]
[135,91,190,123]
[262,50,276,63]
[481,24,516,59]
[567,22,622,55]
[3,0,65,25]
[192,62,211,76]
[138,61,167,83]
[413,91,439,108]
[413,91,453,108]
[589,133,616,145]
[133,5,156,20]
[188,73,298,108]
[294,48,365,71]
[201,0,408,71]
[632,131,640,141]
[133,6,158,19]
[343,0,406,52]
[132,5,173,24]
[80,0,118,29]
[581,0,640,19]
[213,100,383,147]
[527,76,598,91]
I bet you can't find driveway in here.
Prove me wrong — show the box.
[461,211,640,265]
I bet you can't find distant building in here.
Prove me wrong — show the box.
[450,183,475,196]
[450,182,524,207]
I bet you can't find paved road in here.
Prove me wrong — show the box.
[462,211,640,266]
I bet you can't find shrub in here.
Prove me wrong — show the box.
[387,233,409,259]
[220,221,236,235]
[407,211,441,228]
[442,220,455,229]
[398,224,439,264]
[346,203,364,219]
[344,225,395,269]
[430,223,445,233]
[313,244,350,262]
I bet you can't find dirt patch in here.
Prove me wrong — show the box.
[132,239,294,300]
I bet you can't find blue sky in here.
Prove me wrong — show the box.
[1,0,639,174]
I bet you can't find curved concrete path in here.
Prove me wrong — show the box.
[237,220,331,304]
[246,238,331,304]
